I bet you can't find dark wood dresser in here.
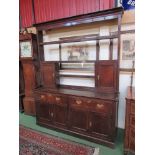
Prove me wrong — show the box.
[33,7,124,148]
[124,86,135,155]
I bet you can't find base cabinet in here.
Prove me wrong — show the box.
[35,90,118,148]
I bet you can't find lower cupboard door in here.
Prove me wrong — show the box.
[53,104,68,127]
[36,101,51,122]
[89,112,112,138]
[69,108,88,132]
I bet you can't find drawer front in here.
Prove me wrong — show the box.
[91,100,112,114]
[53,95,67,105]
[69,97,89,109]
[69,97,112,114]
[39,94,47,102]
[130,101,135,114]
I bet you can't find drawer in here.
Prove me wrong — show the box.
[53,95,67,105]
[130,101,135,114]
[92,100,112,114]
[69,97,112,114]
[69,97,89,109]
[39,94,47,102]
[129,114,135,127]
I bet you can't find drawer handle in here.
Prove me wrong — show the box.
[96,103,104,109]
[56,97,61,101]
[76,100,82,105]
[87,100,91,103]
[48,94,52,97]
[41,95,45,99]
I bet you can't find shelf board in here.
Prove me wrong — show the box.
[60,68,94,71]
[59,74,95,78]
[40,34,118,45]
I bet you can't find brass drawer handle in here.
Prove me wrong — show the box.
[48,94,52,97]
[87,100,91,103]
[76,100,82,105]
[96,103,104,109]
[41,95,45,99]
[56,97,61,101]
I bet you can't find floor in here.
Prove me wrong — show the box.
[19,113,125,155]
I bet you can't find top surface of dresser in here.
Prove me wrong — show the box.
[34,87,118,101]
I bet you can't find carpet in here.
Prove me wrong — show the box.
[19,125,99,155]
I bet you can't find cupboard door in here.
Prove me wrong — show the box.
[53,104,68,127]
[36,100,53,123]
[95,60,117,91]
[69,108,88,132]
[89,112,112,138]
[41,62,59,88]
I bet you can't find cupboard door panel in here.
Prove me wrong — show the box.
[96,60,117,91]
[41,62,59,88]
[69,108,88,132]
[36,100,52,122]
[90,112,112,138]
[53,104,68,127]
[23,63,36,96]
[129,127,135,151]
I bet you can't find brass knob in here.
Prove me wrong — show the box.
[48,94,52,97]
[76,100,82,105]
[56,97,61,101]
[96,103,104,109]
[41,95,45,99]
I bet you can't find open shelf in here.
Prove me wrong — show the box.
[59,74,95,78]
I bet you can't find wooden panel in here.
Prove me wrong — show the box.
[22,62,35,96]
[90,113,112,137]
[23,97,36,115]
[124,87,135,154]
[41,62,59,88]
[36,100,51,122]
[96,60,117,90]
[69,108,88,132]
[20,0,33,28]
[130,101,135,114]
[53,104,68,127]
